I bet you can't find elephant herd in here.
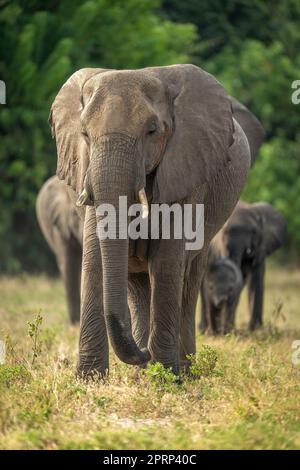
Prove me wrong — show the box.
[200,201,286,334]
[36,64,287,377]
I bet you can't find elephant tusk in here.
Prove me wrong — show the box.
[138,188,149,219]
[76,188,90,207]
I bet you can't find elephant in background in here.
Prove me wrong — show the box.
[49,64,264,376]
[36,176,83,324]
[201,257,243,335]
[200,201,287,333]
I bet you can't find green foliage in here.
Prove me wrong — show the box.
[187,345,219,378]
[145,362,179,389]
[1,271,300,449]
[209,37,300,251]
[28,312,43,365]
[0,364,31,388]
[162,0,300,254]
[0,0,196,272]
[244,138,300,247]
[1,0,300,271]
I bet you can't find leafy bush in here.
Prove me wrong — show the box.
[145,362,179,388]
[0,364,31,387]
[163,0,300,255]
[0,0,196,272]
[187,345,218,378]
[1,0,300,271]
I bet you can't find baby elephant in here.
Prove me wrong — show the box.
[36,176,83,324]
[201,258,243,335]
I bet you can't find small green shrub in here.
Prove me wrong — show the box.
[0,364,31,387]
[41,327,57,352]
[145,362,179,389]
[187,345,218,378]
[93,396,111,408]
[28,313,43,365]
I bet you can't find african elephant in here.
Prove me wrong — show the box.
[36,176,83,324]
[200,201,287,332]
[49,64,264,376]
[201,257,243,335]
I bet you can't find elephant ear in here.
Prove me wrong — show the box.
[230,97,265,166]
[150,64,235,203]
[49,68,108,196]
[253,203,287,256]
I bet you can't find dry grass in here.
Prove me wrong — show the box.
[0,263,300,449]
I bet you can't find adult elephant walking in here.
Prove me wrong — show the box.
[36,176,83,324]
[49,64,264,376]
[200,201,287,333]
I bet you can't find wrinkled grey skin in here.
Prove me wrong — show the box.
[200,201,287,333]
[36,176,83,324]
[49,64,264,376]
[201,258,243,335]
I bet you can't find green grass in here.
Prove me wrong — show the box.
[0,264,300,449]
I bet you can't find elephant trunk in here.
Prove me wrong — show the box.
[228,248,243,269]
[91,134,150,365]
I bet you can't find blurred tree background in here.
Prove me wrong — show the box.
[162,0,300,258]
[0,0,299,272]
[0,0,196,272]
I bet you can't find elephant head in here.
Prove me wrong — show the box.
[207,258,243,309]
[49,65,264,366]
[222,201,287,269]
[206,257,243,334]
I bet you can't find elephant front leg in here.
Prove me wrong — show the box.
[180,254,204,370]
[248,261,265,331]
[77,207,109,378]
[148,240,184,375]
[224,298,239,334]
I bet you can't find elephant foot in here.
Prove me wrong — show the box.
[198,323,207,334]
[223,326,235,335]
[249,320,263,331]
[76,359,108,381]
[136,361,149,370]
[149,358,180,377]
[204,327,219,336]
[179,359,192,375]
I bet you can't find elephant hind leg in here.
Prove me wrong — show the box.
[52,227,82,324]
[128,272,150,350]
[180,253,205,369]
[61,239,82,325]
[248,261,265,330]
[148,238,185,374]
[199,279,209,333]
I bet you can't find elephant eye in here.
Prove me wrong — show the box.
[147,119,158,135]
[81,130,89,143]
